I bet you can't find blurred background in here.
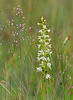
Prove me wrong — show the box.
[0,0,73,100]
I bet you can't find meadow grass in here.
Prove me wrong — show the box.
[0,0,73,100]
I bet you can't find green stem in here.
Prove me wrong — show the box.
[42,77,46,100]
[19,42,23,100]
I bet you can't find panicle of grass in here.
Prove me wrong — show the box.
[8,6,25,46]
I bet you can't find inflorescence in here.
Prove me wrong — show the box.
[37,17,52,79]
[8,5,25,45]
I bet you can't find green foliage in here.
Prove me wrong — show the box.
[0,0,73,100]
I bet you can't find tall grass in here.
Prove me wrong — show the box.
[0,0,73,100]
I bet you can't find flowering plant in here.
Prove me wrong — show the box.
[37,17,52,79]
[37,17,52,100]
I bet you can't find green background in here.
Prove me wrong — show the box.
[0,0,73,100]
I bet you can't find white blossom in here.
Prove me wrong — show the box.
[43,25,46,29]
[38,36,41,39]
[38,52,44,56]
[45,49,50,53]
[39,39,43,42]
[41,61,44,64]
[49,44,52,48]
[39,63,44,66]
[47,29,51,32]
[47,57,50,61]
[37,23,40,25]
[46,74,51,79]
[47,63,51,69]
[48,39,51,42]
[39,30,43,33]
[45,42,49,45]
[40,57,46,61]
[38,50,44,53]
[43,35,49,38]
[50,51,52,55]
[37,67,42,72]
